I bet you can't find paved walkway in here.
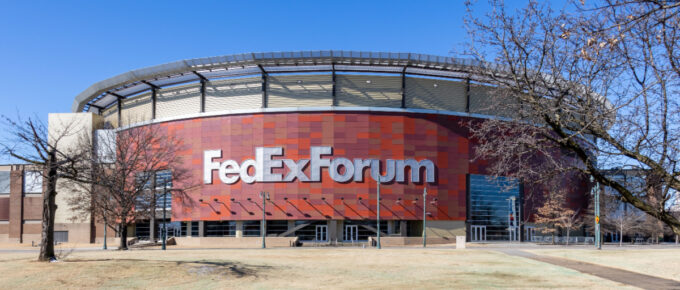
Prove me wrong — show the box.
[496,249,680,289]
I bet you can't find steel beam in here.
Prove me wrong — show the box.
[331,63,337,106]
[151,87,157,119]
[465,78,471,113]
[140,80,160,90]
[401,66,408,108]
[258,65,267,108]
[192,71,208,113]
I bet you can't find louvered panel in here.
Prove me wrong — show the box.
[205,77,263,111]
[120,92,152,126]
[336,75,401,108]
[469,85,517,117]
[405,77,466,112]
[267,74,333,108]
[156,84,201,119]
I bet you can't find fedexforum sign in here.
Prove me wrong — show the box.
[204,146,435,184]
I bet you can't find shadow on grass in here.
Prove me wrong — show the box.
[63,258,272,278]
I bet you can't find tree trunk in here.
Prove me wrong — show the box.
[38,152,58,261]
[119,223,128,250]
[566,229,570,246]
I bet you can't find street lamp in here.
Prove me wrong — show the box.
[423,187,427,248]
[161,177,169,250]
[590,176,601,250]
[376,177,381,249]
[260,191,270,249]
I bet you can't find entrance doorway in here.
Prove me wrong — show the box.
[315,225,328,242]
[524,227,535,242]
[471,225,486,242]
[344,225,358,242]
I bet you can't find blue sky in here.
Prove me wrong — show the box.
[0,0,540,151]
[0,1,465,115]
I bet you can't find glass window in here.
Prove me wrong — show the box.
[23,171,43,194]
[243,221,261,237]
[295,220,327,241]
[155,170,172,189]
[191,221,199,237]
[468,174,520,241]
[205,221,236,237]
[266,220,289,236]
[0,171,9,194]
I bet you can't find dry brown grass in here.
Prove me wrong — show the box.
[0,248,632,289]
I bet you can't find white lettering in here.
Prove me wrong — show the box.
[205,146,435,185]
[203,150,222,184]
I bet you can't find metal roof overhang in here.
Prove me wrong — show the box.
[73,51,495,112]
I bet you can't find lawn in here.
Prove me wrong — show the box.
[528,247,680,282]
[0,247,631,289]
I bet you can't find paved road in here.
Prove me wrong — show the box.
[496,248,680,290]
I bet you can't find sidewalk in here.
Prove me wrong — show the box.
[496,248,680,289]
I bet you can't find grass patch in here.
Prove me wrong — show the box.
[0,248,632,289]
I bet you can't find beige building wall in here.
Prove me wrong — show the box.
[48,113,102,243]
[102,106,118,128]
[121,92,152,126]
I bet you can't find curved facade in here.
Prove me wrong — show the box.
[39,51,590,245]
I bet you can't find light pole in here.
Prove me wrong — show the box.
[590,176,601,250]
[423,187,427,248]
[260,191,269,249]
[377,177,381,249]
[162,177,168,251]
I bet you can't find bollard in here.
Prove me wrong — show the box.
[456,236,466,249]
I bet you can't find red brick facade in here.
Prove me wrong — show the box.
[163,111,490,222]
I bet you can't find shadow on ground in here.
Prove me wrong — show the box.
[63,258,273,278]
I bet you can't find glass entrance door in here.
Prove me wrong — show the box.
[471,225,486,242]
[524,227,535,242]
[315,225,328,242]
[344,225,358,242]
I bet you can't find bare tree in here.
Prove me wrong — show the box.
[67,124,190,250]
[465,0,680,235]
[603,195,645,246]
[0,115,88,261]
[534,186,582,245]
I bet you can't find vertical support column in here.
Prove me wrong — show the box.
[149,171,157,241]
[9,166,24,243]
[116,97,122,127]
[401,66,407,108]
[149,217,156,241]
[258,65,267,108]
[287,220,295,232]
[331,63,337,106]
[387,220,395,235]
[200,79,206,113]
[193,71,208,113]
[151,88,157,120]
[198,221,205,237]
[336,220,344,242]
[235,221,244,238]
[328,220,337,244]
[465,78,471,113]
[399,221,407,237]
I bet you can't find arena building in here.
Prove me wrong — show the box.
[1,51,589,246]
